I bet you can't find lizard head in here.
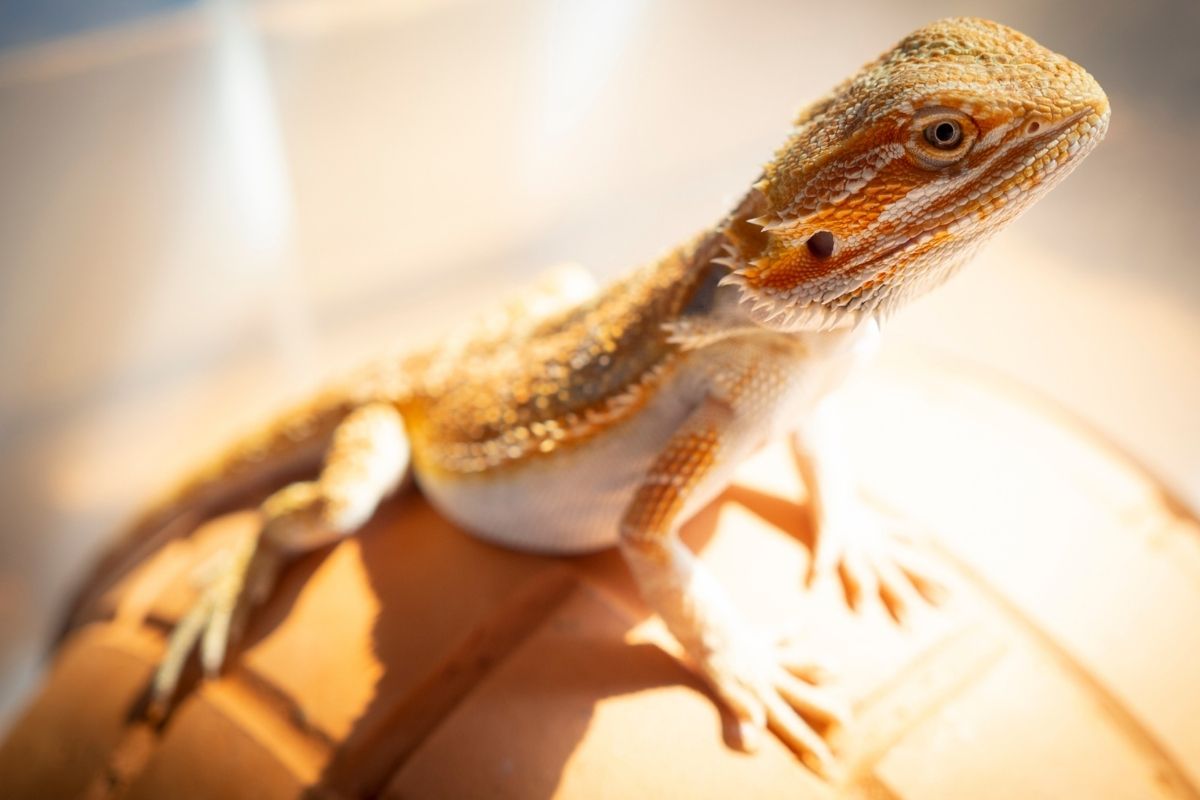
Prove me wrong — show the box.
[719,17,1110,331]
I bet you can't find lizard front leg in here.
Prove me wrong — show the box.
[151,402,409,710]
[619,393,849,777]
[792,399,945,620]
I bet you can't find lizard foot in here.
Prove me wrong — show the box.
[623,536,852,778]
[150,518,282,715]
[807,508,948,622]
[700,634,851,778]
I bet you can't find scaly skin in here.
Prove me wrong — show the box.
[70,18,1108,778]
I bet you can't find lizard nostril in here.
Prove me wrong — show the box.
[807,230,835,259]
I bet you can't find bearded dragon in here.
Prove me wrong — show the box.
[72,17,1109,778]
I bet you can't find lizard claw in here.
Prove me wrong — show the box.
[809,509,949,622]
[702,636,850,778]
[150,521,281,714]
[775,639,839,685]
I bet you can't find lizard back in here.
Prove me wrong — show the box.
[402,237,719,478]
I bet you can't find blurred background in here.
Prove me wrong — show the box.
[0,0,1196,733]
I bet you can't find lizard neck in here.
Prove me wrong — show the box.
[410,225,871,477]
[661,215,874,353]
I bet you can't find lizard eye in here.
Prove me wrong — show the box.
[925,120,962,149]
[907,107,977,169]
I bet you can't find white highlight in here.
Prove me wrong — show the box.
[518,0,644,189]
[208,0,293,258]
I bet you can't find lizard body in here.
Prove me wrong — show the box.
[76,18,1108,777]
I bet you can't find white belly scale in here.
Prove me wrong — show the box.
[415,374,698,554]
[414,320,880,556]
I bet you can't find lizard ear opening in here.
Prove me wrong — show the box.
[806,231,835,259]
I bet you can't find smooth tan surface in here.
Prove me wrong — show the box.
[2,356,1199,799]
[1,0,1198,744]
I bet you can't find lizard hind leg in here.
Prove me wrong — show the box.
[150,402,410,713]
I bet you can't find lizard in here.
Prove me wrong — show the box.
[69,17,1109,778]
